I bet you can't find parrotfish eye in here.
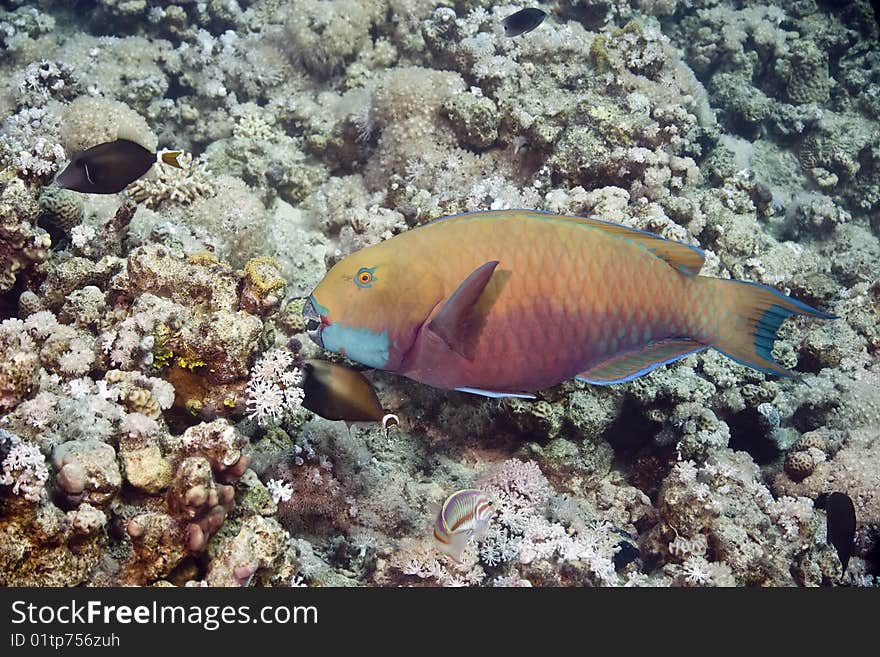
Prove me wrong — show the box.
[355,267,376,288]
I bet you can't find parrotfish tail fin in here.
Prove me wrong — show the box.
[703,278,836,378]
[157,149,185,168]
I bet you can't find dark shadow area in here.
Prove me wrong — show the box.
[601,397,671,502]
[727,407,779,465]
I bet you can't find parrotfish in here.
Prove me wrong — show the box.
[301,359,398,429]
[431,489,495,561]
[56,139,183,194]
[303,210,834,398]
[502,8,547,38]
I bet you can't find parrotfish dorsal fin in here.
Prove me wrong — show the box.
[530,211,706,276]
[434,211,706,276]
[427,260,499,360]
[576,337,706,385]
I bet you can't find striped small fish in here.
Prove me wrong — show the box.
[432,489,495,561]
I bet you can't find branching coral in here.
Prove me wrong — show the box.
[244,349,304,426]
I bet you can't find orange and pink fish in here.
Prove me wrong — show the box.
[303,210,834,398]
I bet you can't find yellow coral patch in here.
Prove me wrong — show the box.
[187,251,218,266]
[243,256,286,296]
[152,350,174,369]
[589,34,608,72]
[176,356,206,370]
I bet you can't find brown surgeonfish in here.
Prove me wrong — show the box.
[824,491,856,573]
[502,8,547,37]
[301,359,398,428]
[56,139,183,194]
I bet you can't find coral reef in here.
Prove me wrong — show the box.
[0,0,877,589]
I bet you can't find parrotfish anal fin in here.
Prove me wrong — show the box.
[455,387,536,399]
[427,260,499,360]
[576,338,706,385]
[556,214,706,276]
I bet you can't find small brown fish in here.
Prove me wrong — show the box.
[502,8,547,38]
[301,359,397,427]
[825,491,856,573]
[56,139,183,194]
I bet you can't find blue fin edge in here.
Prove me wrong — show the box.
[455,387,536,399]
[725,281,837,375]
[732,280,838,319]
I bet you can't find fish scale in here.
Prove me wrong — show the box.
[306,210,835,394]
[411,212,692,389]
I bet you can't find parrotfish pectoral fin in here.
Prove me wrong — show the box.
[427,260,499,360]
[704,279,836,378]
[454,387,536,399]
[576,338,707,385]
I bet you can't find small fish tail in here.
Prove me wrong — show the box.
[157,149,184,168]
[700,278,836,377]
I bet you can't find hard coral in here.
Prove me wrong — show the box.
[0,170,52,292]
[285,0,385,78]
[205,516,296,586]
[127,152,215,209]
[0,320,40,412]
[60,95,158,153]
[240,256,286,316]
[178,419,251,484]
[52,438,122,507]
[648,451,820,586]
[38,186,84,236]
[784,39,830,105]
[167,456,235,553]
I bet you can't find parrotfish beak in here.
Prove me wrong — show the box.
[302,296,324,349]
